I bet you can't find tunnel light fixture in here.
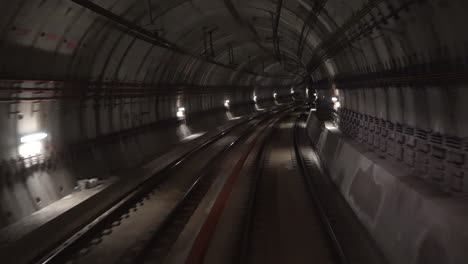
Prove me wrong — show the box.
[176,107,186,119]
[273,92,277,99]
[226,111,242,120]
[255,104,265,111]
[253,94,258,102]
[290,88,294,94]
[19,141,43,158]
[19,132,48,157]
[334,101,341,109]
[331,96,341,110]
[20,132,48,143]
[224,100,230,108]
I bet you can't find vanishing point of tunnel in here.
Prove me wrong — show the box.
[0,0,467,264]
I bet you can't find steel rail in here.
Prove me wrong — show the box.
[293,113,349,264]
[184,112,289,264]
[35,110,274,264]
[132,111,280,264]
[237,111,292,263]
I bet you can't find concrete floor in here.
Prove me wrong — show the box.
[0,180,114,248]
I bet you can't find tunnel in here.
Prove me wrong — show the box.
[1,0,468,263]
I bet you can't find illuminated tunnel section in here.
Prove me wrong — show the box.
[1,0,468,263]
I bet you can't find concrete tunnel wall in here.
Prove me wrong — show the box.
[306,113,468,264]
[303,1,468,259]
[339,87,468,137]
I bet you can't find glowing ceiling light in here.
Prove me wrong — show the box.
[20,132,48,143]
[253,95,258,102]
[176,107,186,119]
[290,88,294,94]
[273,92,277,99]
[224,100,230,108]
[331,96,338,103]
[334,101,341,109]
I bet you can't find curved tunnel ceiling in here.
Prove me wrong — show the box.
[3,0,456,86]
[0,0,431,84]
[1,0,467,154]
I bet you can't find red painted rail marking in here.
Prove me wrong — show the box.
[14,27,32,36]
[185,130,263,264]
[46,33,58,41]
[66,41,77,49]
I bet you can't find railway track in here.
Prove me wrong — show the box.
[122,116,284,264]
[239,113,344,264]
[35,107,293,264]
[294,112,388,264]
[236,110,386,264]
[34,106,386,264]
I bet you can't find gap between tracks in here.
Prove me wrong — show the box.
[185,116,283,264]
